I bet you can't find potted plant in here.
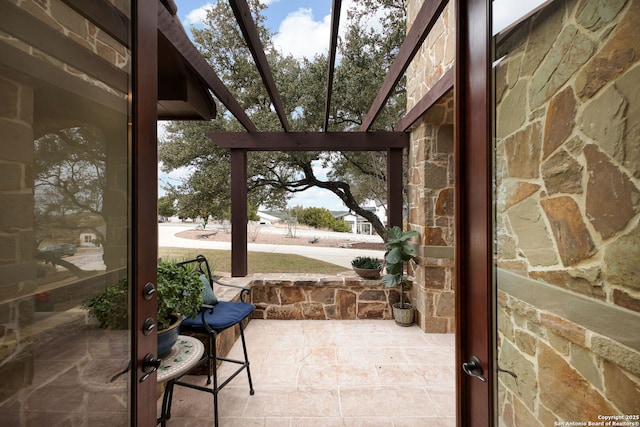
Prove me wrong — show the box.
[85,261,204,356]
[155,260,203,356]
[381,226,420,326]
[351,256,383,279]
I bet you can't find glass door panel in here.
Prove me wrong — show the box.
[494,0,640,424]
[0,1,132,424]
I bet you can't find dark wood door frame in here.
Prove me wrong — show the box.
[455,0,494,425]
[132,1,159,425]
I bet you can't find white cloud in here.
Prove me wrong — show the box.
[272,8,331,60]
[184,3,215,27]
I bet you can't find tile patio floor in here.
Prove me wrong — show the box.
[161,319,456,426]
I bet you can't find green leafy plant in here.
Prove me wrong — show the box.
[84,278,128,330]
[381,226,420,308]
[85,261,204,331]
[156,261,203,330]
[351,256,382,270]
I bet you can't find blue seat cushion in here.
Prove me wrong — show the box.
[181,301,255,333]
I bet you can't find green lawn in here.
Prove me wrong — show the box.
[158,247,347,275]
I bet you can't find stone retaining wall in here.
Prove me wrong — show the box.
[250,273,406,321]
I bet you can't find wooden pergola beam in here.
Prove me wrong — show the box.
[323,0,342,132]
[208,131,409,151]
[361,0,448,131]
[396,67,455,131]
[158,6,257,132]
[229,0,291,132]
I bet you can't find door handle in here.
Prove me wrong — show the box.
[462,356,487,382]
[139,353,161,382]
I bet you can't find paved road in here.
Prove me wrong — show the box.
[159,223,385,269]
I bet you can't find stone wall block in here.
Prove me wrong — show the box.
[541,150,583,195]
[543,87,576,158]
[529,25,594,109]
[591,333,640,377]
[521,1,565,76]
[507,198,558,266]
[502,182,540,211]
[515,330,537,356]
[512,396,545,427]
[423,162,448,189]
[576,0,639,99]
[580,85,626,160]
[265,304,303,320]
[423,266,446,289]
[434,291,454,317]
[335,290,357,320]
[497,80,528,138]
[435,187,454,216]
[0,120,34,163]
[602,359,640,415]
[357,302,388,319]
[540,196,595,266]
[0,78,18,118]
[539,342,615,420]
[612,288,640,313]
[570,343,603,391]
[0,163,23,192]
[359,289,386,301]
[0,195,34,229]
[576,0,628,31]
[499,339,538,410]
[309,287,335,304]
[604,224,640,292]
[585,145,640,239]
[539,311,587,347]
[251,285,280,305]
[529,270,605,300]
[279,286,306,305]
[504,123,542,179]
[301,303,325,320]
[616,64,640,178]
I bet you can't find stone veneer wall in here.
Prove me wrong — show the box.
[495,0,640,423]
[250,274,406,321]
[405,0,456,333]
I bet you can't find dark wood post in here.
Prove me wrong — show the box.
[230,148,248,276]
[387,147,404,229]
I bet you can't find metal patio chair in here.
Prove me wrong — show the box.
[162,254,255,427]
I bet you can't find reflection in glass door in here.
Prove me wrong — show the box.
[494,0,640,424]
[0,1,132,424]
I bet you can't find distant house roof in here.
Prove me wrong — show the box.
[257,210,287,221]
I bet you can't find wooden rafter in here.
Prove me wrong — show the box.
[323,0,342,132]
[209,131,409,151]
[158,6,257,131]
[229,0,291,132]
[360,0,448,131]
[396,67,455,131]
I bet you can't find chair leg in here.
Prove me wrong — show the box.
[211,331,219,427]
[206,333,214,386]
[239,322,254,395]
